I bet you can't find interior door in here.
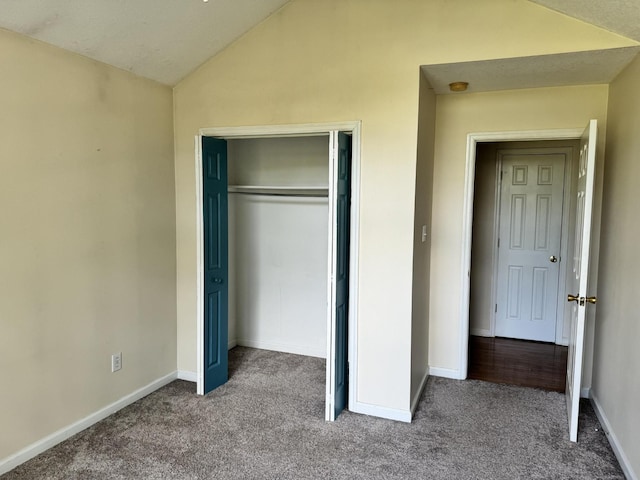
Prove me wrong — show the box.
[202,137,229,394]
[326,131,351,421]
[495,152,566,342]
[566,120,598,442]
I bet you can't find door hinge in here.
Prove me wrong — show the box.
[497,238,500,248]
[495,304,498,313]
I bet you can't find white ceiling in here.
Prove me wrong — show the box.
[422,47,640,95]
[0,1,639,87]
[0,0,290,85]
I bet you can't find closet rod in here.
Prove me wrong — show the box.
[228,191,328,198]
[228,186,328,198]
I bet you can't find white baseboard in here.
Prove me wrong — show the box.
[470,328,491,337]
[236,338,326,359]
[350,400,412,423]
[590,392,637,480]
[228,339,237,350]
[581,387,590,399]
[410,371,430,417]
[0,371,178,477]
[177,370,197,382]
[429,366,463,380]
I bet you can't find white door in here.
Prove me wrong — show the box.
[566,120,598,442]
[495,152,566,342]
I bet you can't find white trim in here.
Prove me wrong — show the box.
[591,392,638,480]
[350,401,412,423]
[199,122,361,139]
[410,371,430,417]
[429,366,464,380]
[325,131,338,421]
[0,372,177,477]
[460,128,584,379]
[195,135,204,396]
[236,339,325,359]
[470,328,491,337]
[178,370,197,382]
[581,387,590,399]
[347,123,362,417]
[195,122,362,422]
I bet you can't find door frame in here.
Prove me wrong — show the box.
[459,128,583,380]
[487,145,574,342]
[193,122,361,418]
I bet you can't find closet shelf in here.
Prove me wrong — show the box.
[228,185,329,197]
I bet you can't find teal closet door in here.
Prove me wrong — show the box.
[202,137,229,394]
[334,132,351,418]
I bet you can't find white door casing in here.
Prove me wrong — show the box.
[566,119,597,443]
[495,152,566,342]
[460,127,585,381]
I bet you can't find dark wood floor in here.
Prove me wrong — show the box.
[468,336,568,392]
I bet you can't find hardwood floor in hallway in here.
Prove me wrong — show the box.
[468,336,568,392]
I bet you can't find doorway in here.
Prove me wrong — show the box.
[465,137,580,390]
[194,123,361,422]
[459,122,599,442]
[469,141,578,342]
[461,130,581,389]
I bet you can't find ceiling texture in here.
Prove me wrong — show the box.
[529,0,640,43]
[422,47,640,95]
[0,0,639,87]
[0,0,290,85]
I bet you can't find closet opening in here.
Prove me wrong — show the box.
[195,123,361,422]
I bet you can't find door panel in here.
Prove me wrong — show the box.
[327,131,351,420]
[495,153,566,342]
[202,137,229,395]
[566,120,598,442]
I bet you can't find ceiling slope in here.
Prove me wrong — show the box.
[1,1,639,87]
[529,0,640,43]
[0,0,290,85]
[422,47,640,95]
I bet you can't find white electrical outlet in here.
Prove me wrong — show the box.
[111,352,122,372]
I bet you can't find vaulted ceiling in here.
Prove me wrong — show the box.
[0,0,638,86]
[529,0,640,43]
[0,0,290,85]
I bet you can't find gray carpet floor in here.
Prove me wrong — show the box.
[3,347,623,479]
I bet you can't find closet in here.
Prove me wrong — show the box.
[226,135,330,358]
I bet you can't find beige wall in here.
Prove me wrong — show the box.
[431,85,610,388]
[174,0,633,413]
[0,29,176,460]
[592,54,640,477]
[469,143,498,336]
[410,72,436,405]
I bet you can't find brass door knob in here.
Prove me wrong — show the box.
[585,296,597,304]
[550,255,558,263]
[567,294,579,303]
